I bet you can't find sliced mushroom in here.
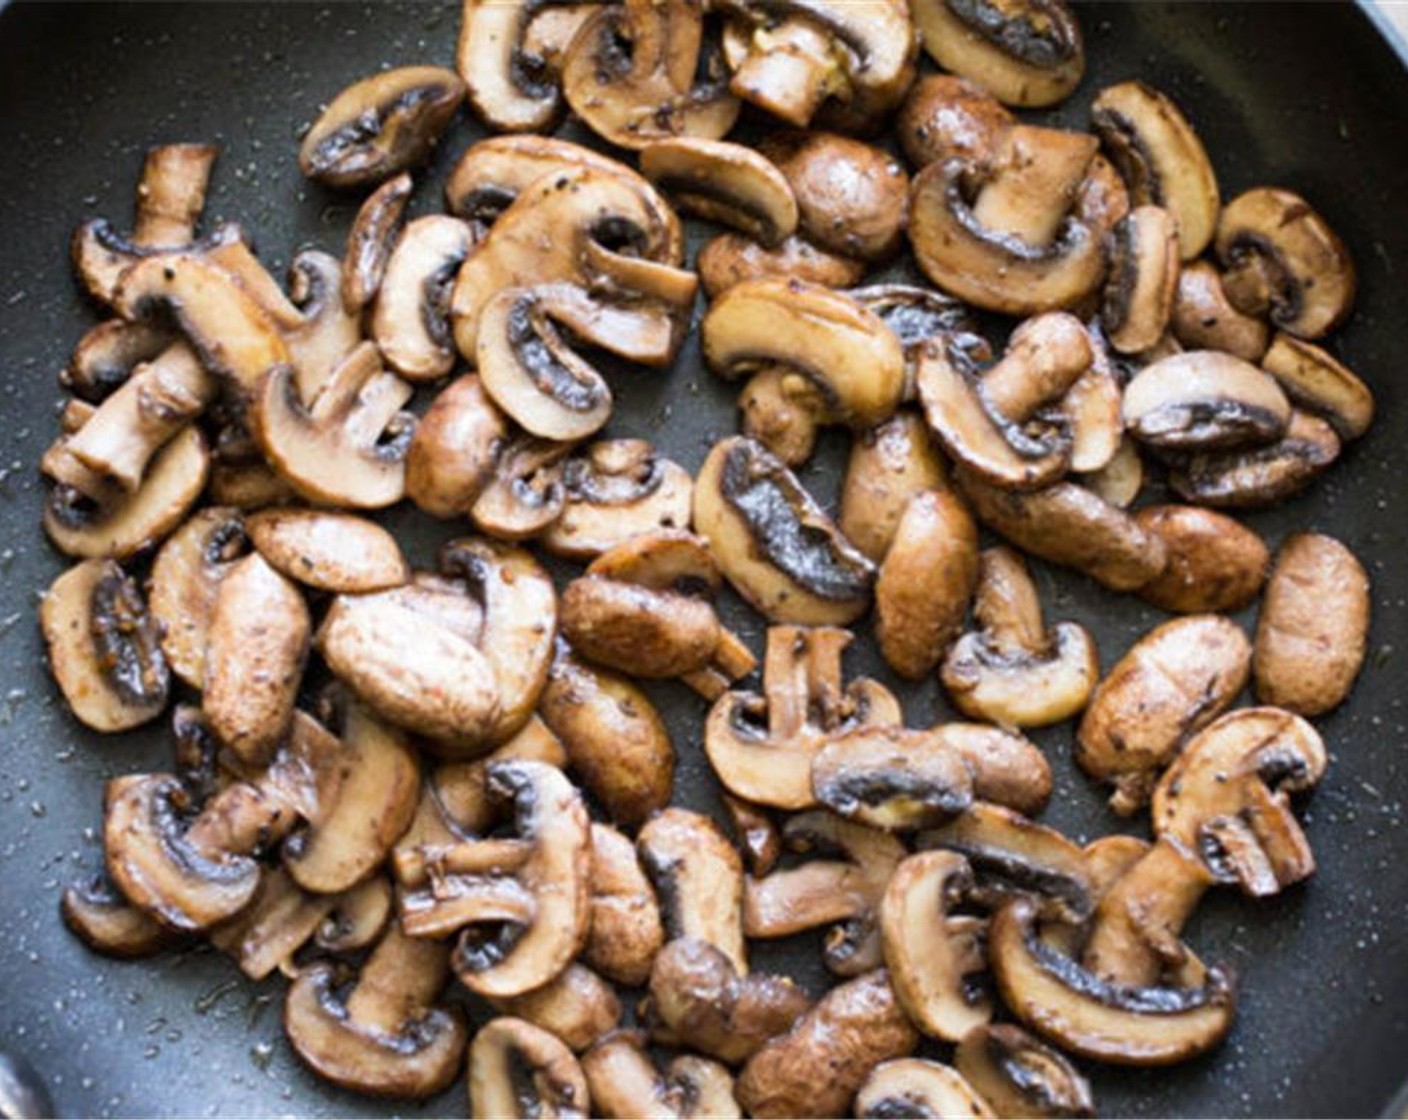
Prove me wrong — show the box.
[1102,206,1179,355]
[1170,260,1270,362]
[969,124,1099,249]
[737,969,918,1119]
[1167,408,1341,509]
[284,924,468,1098]
[1134,505,1269,614]
[694,436,875,625]
[647,937,812,1063]
[812,727,974,831]
[941,546,1098,728]
[146,509,246,690]
[583,1031,741,1120]
[897,73,1014,170]
[542,439,693,559]
[244,507,406,593]
[719,15,845,129]
[1260,333,1375,441]
[560,0,739,149]
[706,625,900,809]
[697,232,866,299]
[723,795,783,878]
[458,0,575,134]
[759,131,910,262]
[316,875,394,954]
[491,963,622,1054]
[638,808,748,976]
[1152,707,1327,898]
[1091,82,1219,260]
[856,1058,995,1119]
[372,215,477,381]
[840,411,951,563]
[1215,187,1355,340]
[745,811,905,976]
[209,866,336,981]
[1124,350,1290,452]
[1254,533,1370,717]
[1059,326,1123,474]
[911,0,1083,108]
[642,138,799,246]
[61,871,174,959]
[928,723,1053,818]
[342,172,413,313]
[954,1024,1093,1119]
[299,65,465,188]
[468,1017,590,1120]
[208,433,299,512]
[204,553,310,767]
[585,823,664,987]
[406,374,510,518]
[1077,434,1143,509]
[63,318,175,402]
[41,559,170,732]
[955,468,1168,592]
[1076,614,1251,814]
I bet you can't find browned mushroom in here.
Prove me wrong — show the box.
[468,1017,590,1120]
[1166,408,1341,509]
[372,215,477,382]
[405,374,510,518]
[1170,260,1270,363]
[583,1031,741,1119]
[697,232,866,300]
[896,73,1014,169]
[542,440,694,560]
[491,963,622,1054]
[342,172,413,313]
[839,411,951,563]
[641,137,799,246]
[811,727,974,831]
[1260,333,1375,441]
[1102,206,1180,355]
[955,1024,1094,1118]
[1134,505,1270,614]
[1123,350,1290,452]
[856,1059,996,1119]
[61,871,174,960]
[584,823,664,988]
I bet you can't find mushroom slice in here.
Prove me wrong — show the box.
[736,365,828,466]
[147,506,249,688]
[585,823,664,987]
[1254,533,1370,717]
[638,808,748,976]
[839,411,951,563]
[695,437,875,625]
[929,724,1053,818]
[812,728,974,831]
[1091,82,1219,260]
[646,937,811,1063]
[63,318,175,402]
[545,439,694,558]
[1124,350,1290,452]
[954,1024,1093,1119]
[1076,615,1251,814]
[469,1017,590,1120]
[470,434,570,540]
[707,625,900,810]
[759,131,911,263]
[583,1032,741,1120]
[246,508,408,593]
[1134,505,1269,614]
[955,468,1168,593]
[204,553,310,767]
[1102,206,1179,355]
[209,866,336,981]
[560,0,740,150]
[1170,260,1270,363]
[342,172,412,313]
[252,341,416,509]
[1153,708,1327,897]
[850,283,981,365]
[458,0,571,134]
[641,138,799,246]
[1077,434,1143,509]
[372,215,477,382]
[909,159,1105,316]
[316,875,394,954]
[1058,327,1123,475]
[941,547,1098,729]
[407,374,510,518]
[988,897,1235,1067]
[491,963,621,1054]
[856,1058,995,1119]
[41,559,170,732]
[966,124,1098,249]
[910,0,1082,108]
[698,232,866,299]
[1261,333,1375,441]
[61,871,174,959]
[284,925,467,1099]
[718,16,843,129]
[1215,187,1355,340]
[738,970,918,1120]
[1167,408,1340,509]
[745,811,905,976]
[881,851,990,1042]
[703,279,906,430]
[284,696,421,895]
[274,249,367,404]
[919,803,1092,925]
[299,65,465,189]
[541,653,675,829]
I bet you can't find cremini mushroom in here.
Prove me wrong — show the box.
[246,507,408,593]
[941,546,1098,728]
[61,871,173,960]
[706,624,900,809]
[1102,205,1179,354]
[1260,333,1375,441]
[406,374,509,518]
[839,411,951,563]
[540,651,675,829]
[1091,81,1219,260]
[1134,505,1269,614]
[697,232,866,300]
[1170,260,1270,363]
[585,823,664,987]
[896,73,1014,169]
[1060,326,1123,474]
[583,1031,741,1120]
[1123,350,1291,452]
[1215,187,1356,340]
[1254,533,1370,716]
[299,65,465,189]
[342,172,412,313]
[911,0,1083,108]
[1167,408,1341,509]
[372,215,477,382]
[955,1024,1094,1119]
[695,436,876,625]
[641,137,799,246]
[735,366,829,466]
[1076,614,1251,813]
[737,969,918,1119]
[41,559,170,733]
[491,963,622,1054]
[468,1017,590,1120]
[284,924,468,1098]
[542,439,694,558]
[811,727,975,831]
[457,0,579,134]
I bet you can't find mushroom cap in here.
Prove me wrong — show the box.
[942,620,1098,729]
[582,1030,742,1119]
[1167,408,1341,509]
[812,727,974,831]
[61,872,174,959]
[697,232,866,299]
[839,410,951,563]
[856,1058,995,1119]
[1260,333,1375,441]
[1134,505,1270,614]
[584,823,664,988]
[247,508,409,594]
[468,1017,590,1120]
[1102,205,1180,355]
[954,1023,1094,1119]
[896,73,1015,169]
[342,172,413,314]
[458,0,571,134]
[1123,350,1291,452]
[491,963,622,1055]
[372,215,476,383]
[641,137,800,246]
[406,374,509,519]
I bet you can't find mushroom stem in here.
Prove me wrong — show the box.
[133,143,219,247]
[394,838,535,886]
[764,626,850,741]
[980,312,1092,423]
[681,628,758,700]
[973,547,1048,655]
[344,926,453,1035]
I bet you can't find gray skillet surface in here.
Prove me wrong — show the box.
[1,2,1407,1116]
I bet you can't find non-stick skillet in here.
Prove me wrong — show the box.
[1,2,1406,1116]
